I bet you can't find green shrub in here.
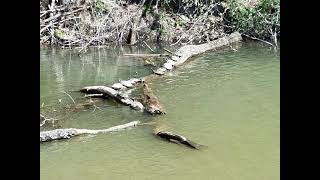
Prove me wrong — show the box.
[228,0,280,40]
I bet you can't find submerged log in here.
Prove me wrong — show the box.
[40,121,140,142]
[155,131,206,150]
[65,98,101,112]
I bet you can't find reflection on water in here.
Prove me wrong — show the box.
[40,43,279,180]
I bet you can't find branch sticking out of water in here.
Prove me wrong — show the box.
[40,121,140,142]
[242,34,275,47]
[61,91,76,104]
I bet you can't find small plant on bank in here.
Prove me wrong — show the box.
[228,0,280,46]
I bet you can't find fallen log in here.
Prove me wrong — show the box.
[122,54,170,57]
[155,131,206,150]
[80,86,118,96]
[79,32,242,113]
[151,32,242,76]
[40,120,140,142]
[80,85,145,111]
[84,93,105,98]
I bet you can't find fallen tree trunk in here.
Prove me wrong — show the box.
[155,131,206,150]
[79,32,242,114]
[80,85,145,111]
[40,121,140,142]
[150,32,242,75]
[122,54,169,57]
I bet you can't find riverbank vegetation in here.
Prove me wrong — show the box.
[40,0,280,49]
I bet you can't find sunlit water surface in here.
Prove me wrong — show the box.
[40,43,279,180]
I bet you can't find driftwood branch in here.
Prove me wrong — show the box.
[143,41,155,52]
[163,48,179,56]
[40,121,140,142]
[80,78,145,111]
[242,34,275,47]
[155,131,206,150]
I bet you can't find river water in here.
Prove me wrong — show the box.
[40,42,279,180]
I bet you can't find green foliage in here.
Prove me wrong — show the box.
[228,0,280,40]
[91,0,109,15]
[137,0,222,17]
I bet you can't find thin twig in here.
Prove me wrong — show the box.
[61,91,76,104]
[143,41,155,52]
[40,22,58,34]
[242,34,275,47]
[163,48,175,55]
[42,12,62,24]
[78,8,113,53]
[163,48,181,57]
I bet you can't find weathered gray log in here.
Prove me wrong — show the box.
[80,85,144,111]
[40,121,140,142]
[156,131,206,150]
[137,32,242,83]
[84,93,105,98]
[122,54,169,57]
[155,32,242,75]
[80,86,118,96]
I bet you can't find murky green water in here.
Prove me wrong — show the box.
[40,43,279,180]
